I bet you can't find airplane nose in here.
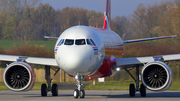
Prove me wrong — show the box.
[59,46,93,74]
[63,51,85,67]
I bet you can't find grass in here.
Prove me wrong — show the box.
[84,81,132,90]
[169,79,180,91]
[1,79,180,91]
[85,80,180,91]
[0,81,132,91]
[0,82,44,90]
[0,40,176,50]
[0,40,56,50]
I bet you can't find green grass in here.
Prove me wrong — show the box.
[0,82,44,90]
[84,80,180,90]
[0,81,131,91]
[84,81,132,90]
[1,80,180,91]
[0,40,56,50]
[0,40,177,50]
[169,79,180,91]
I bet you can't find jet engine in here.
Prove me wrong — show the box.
[3,62,36,92]
[141,61,172,91]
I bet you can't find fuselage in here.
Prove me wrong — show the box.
[55,25,124,76]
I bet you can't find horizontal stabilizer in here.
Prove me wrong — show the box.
[123,35,177,44]
[44,36,58,39]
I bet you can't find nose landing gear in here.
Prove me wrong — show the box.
[73,75,85,99]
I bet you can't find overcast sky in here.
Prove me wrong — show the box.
[40,0,167,18]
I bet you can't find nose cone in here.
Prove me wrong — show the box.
[58,46,93,75]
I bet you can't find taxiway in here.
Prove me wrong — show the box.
[0,90,180,101]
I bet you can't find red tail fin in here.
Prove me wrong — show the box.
[103,0,111,30]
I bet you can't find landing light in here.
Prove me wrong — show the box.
[75,75,78,80]
[116,68,120,71]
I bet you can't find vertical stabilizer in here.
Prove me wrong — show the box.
[103,0,111,30]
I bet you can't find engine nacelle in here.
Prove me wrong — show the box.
[141,61,172,91]
[3,62,36,92]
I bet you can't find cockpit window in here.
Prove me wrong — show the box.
[90,39,96,46]
[57,39,64,46]
[64,39,74,45]
[86,39,92,46]
[75,39,86,45]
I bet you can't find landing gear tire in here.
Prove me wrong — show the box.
[129,84,135,97]
[140,84,146,97]
[74,89,79,98]
[80,89,85,98]
[41,84,47,96]
[52,83,58,96]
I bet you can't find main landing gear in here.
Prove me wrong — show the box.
[41,66,60,97]
[73,75,85,99]
[125,66,146,97]
[40,66,85,98]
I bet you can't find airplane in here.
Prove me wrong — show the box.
[0,0,180,99]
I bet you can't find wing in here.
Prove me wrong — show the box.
[115,54,180,68]
[44,36,58,39]
[123,35,177,44]
[0,54,58,67]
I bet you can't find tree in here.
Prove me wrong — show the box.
[32,3,55,40]
[111,16,131,39]
[130,1,176,40]
[0,14,6,39]
[169,5,180,42]
[86,10,103,27]
[131,3,147,38]
[2,16,16,40]
[16,19,35,40]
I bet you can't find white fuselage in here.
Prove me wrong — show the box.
[55,26,123,76]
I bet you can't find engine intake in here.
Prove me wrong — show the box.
[3,62,36,92]
[141,61,172,91]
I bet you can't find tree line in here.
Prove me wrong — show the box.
[0,0,180,41]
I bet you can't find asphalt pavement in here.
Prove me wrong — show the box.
[0,90,180,101]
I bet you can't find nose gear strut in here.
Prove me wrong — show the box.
[74,75,85,98]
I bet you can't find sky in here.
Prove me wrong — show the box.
[40,0,167,18]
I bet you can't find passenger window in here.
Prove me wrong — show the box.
[90,39,96,46]
[64,39,74,45]
[75,39,86,45]
[86,39,92,46]
[57,39,64,46]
